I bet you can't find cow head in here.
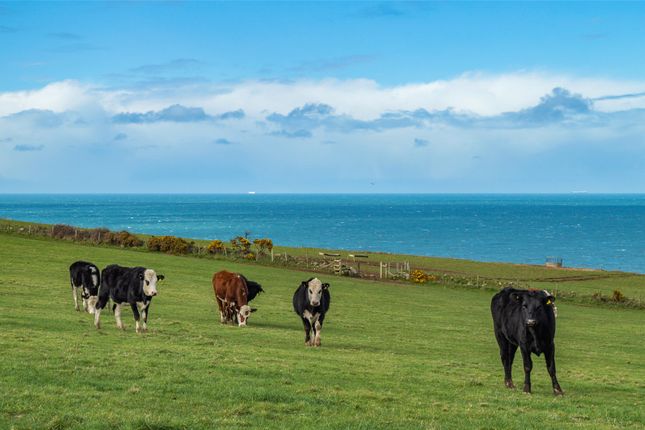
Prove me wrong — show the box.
[512,290,555,327]
[140,269,164,297]
[237,304,257,326]
[304,278,329,307]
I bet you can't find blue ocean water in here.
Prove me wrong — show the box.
[0,194,644,273]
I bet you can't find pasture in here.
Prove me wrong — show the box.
[0,234,643,429]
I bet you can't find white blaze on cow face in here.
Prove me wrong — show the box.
[143,269,159,296]
[307,278,323,307]
[238,305,252,326]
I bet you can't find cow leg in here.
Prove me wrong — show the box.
[87,296,97,315]
[131,303,142,333]
[141,304,149,332]
[228,303,237,324]
[506,343,518,388]
[114,303,125,330]
[81,289,89,313]
[94,306,102,329]
[520,347,533,394]
[494,330,516,388]
[545,346,563,395]
[216,297,226,323]
[313,321,322,347]
[313,314,325,347]
[94,289,110,329]
[72,286,80,311]
[302,317,312,346]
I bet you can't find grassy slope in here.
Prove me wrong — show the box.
[0,234,643,430]
[3,218,645,302]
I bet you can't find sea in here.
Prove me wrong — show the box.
[1,194,644,274]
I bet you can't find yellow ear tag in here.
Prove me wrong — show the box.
[546,299,552,305]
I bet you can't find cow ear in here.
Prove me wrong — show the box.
[300,281,309,288]
[250,307,258,313]
[157,274,165,281]
[545,294,555,305]
[322,283,330,290]
[511,293,522,302]
[138,273,144,280]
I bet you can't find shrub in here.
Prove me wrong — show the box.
[230,236,251,256]
[148,235,191,254]
[253,238,273,256]
[51,224,76,239]
[410,269,434,284]
[612,289,625,302]
[98,230,143,247]
[244,252,256,260]
[207,240,225,254]
[116,231,143,247]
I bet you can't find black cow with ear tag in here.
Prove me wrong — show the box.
[491,287,562,395]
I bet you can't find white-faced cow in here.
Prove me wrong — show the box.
[491,287,563,395]
[212,270,257,326]
[69,261,100,314]
[94,264,164,333]
[292,278,330,347]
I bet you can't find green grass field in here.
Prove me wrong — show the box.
[1,233,643,429]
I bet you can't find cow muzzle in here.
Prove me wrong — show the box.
[526,319,537,327]
[310,301,320,307]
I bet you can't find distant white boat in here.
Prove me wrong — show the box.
[248,191,256,195]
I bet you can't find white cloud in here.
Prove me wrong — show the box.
[0,80,98,116]
[2,72,645,120]
[2,71,645,192]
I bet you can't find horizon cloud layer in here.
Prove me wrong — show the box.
[1,71,645,193]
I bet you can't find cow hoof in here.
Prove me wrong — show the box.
[314,339,321,347]
[305,340,312,346]
[505,380,515,389]
[554,387,564,396]
[523,385,531,394]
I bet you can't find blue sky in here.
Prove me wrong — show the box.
[1,1,645,192]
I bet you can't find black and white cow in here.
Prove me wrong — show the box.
[292,278,330,347]
[491,287,563,395]
[94,264,164,333]
[69,261,100,314]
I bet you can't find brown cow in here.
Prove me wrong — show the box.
[212,270,255,326]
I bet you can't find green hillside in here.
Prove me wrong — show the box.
[0,234,643,429]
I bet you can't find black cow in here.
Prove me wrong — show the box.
[240,275,264,302]
[292,278,330,347]
[491,287,563,395]
[69,261,100,314]
[94,264,164,333]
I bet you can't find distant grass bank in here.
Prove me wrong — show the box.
[0,233,644,429]
[1,217,644,308]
